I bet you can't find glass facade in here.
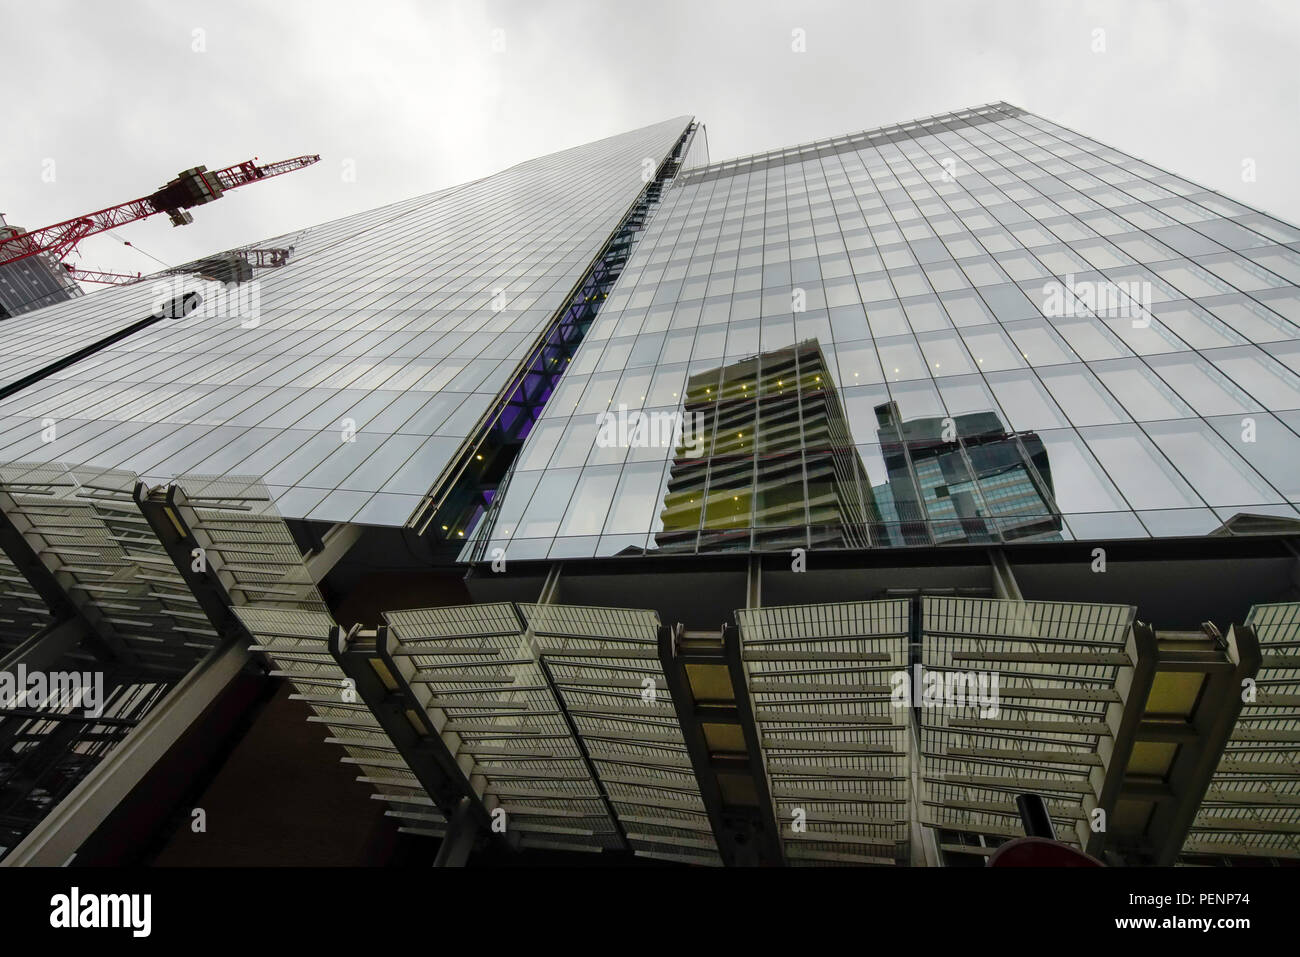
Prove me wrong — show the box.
[471,103,1300,560]
[0,117,693,527]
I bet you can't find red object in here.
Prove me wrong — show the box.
[62,267,145,285]
[988,836,1104,867]
[0,155,319,269]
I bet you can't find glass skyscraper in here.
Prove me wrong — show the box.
[2,104,1298,868]
[474,102,1300,561]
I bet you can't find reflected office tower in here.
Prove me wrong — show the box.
[0,213,83,318]
[658,339,874,552]
[872,400,1061,546]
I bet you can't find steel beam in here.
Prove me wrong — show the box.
[0,638,249,866]
[1149,622,1262,865]
[1086,620,1158,858]
[658,621,784,866]
[329,623,491,831]
[0,617,86,674]
[132,482,247,646]
[722,622,784,865]
[432,796,478,867]
[303,523,363,584]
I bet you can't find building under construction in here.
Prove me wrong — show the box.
[1,106,1299,867]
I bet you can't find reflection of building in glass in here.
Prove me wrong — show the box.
[658,340,875,552]
[872,400,1062,546]
[0,214,83,318]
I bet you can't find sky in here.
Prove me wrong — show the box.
[3,0,1298,279]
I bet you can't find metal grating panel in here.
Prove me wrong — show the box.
[168,475,440,834]
[737,600,911,866]
[0,549,50,654]
[919,596,1135,849]
[1186,601,1300,860]
[0,463,221,672]
[383,603,620,854]
[519,603,721,865]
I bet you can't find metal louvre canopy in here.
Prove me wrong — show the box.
[383,603,620,854]
[736,600,912,866]
[518,603,721,865]
[0,462,221,673]
[161,475,442,836]
[1185,601,1300,860]
[382,602,722,862]
[919,596,1136,850]
[234,605,442,831]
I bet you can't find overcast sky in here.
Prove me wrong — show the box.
[3,0,1297,278]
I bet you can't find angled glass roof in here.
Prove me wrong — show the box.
[0,117,693,527]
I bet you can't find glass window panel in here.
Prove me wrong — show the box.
[1145,420,1281,508]
[1207,413,1300,501]
[916,330,975,376]
[1205,346,1300,411]
[937,375,1001,417]
[1038,365,1129,425]
[603,461,669,535]
[1197,251,1290,292]
[1004,319,1078,366]
[985,369,1069,430]
[1090,357,1194,422]
[1105,314,1189,356]
[1204,293,1300,342]
[829,304,870,342]
[903,297,952,332]
[693,324,727,361]
[553,417,602,468]
[885,378,946,420]
[1081,424,1203,509]
[1151,301,1246,349]
[1147,352,1261,416]
[1034,429,1130,513]
[866,302,911,338]
[558,466,621,537]
[959,326,1025,371]
[876,335,928,381]
[1051,317,1130,361]
[516,469,581,538]
[832,341,885,385]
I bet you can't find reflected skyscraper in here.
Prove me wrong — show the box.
[871,399,1061,546]
[658,339,874,552]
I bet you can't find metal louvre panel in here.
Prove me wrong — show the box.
[737,600,911,866]
[176,476,437,831]
[383,604,621,853]
[518,603,721,865]
[0,463,220,672]
[0,550,51,653]
[232,606,438,830]
[1187,601,1300,859]
[920,596,1135,846]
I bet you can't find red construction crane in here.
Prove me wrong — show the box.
[0,155,319,270]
